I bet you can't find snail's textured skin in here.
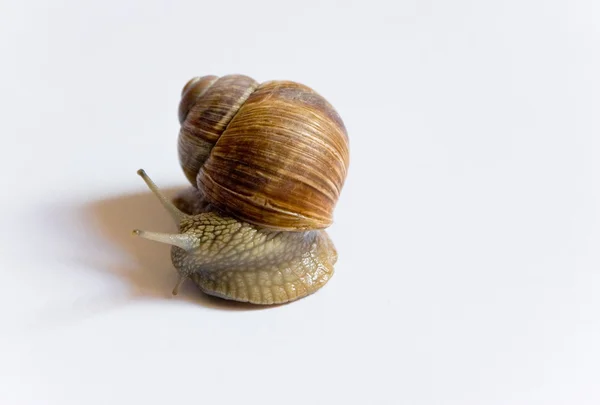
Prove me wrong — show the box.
[170,193,337,304]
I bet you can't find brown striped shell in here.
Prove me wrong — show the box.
[177,74,349,231]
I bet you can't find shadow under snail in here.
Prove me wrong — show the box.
[133,74,350,304]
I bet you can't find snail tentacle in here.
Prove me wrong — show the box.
[137,169,188,223]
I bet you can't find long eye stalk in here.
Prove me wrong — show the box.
[136,169,187,223]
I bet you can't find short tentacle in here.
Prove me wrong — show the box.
[171,274,188,296]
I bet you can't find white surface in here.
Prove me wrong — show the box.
[1,1,599,404]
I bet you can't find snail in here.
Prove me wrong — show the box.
[133,74,349,304]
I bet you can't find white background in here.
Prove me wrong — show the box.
[1,1,599,404]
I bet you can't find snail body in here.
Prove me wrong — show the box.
[134,74,349,304]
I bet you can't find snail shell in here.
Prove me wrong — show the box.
[177,74,349,231]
